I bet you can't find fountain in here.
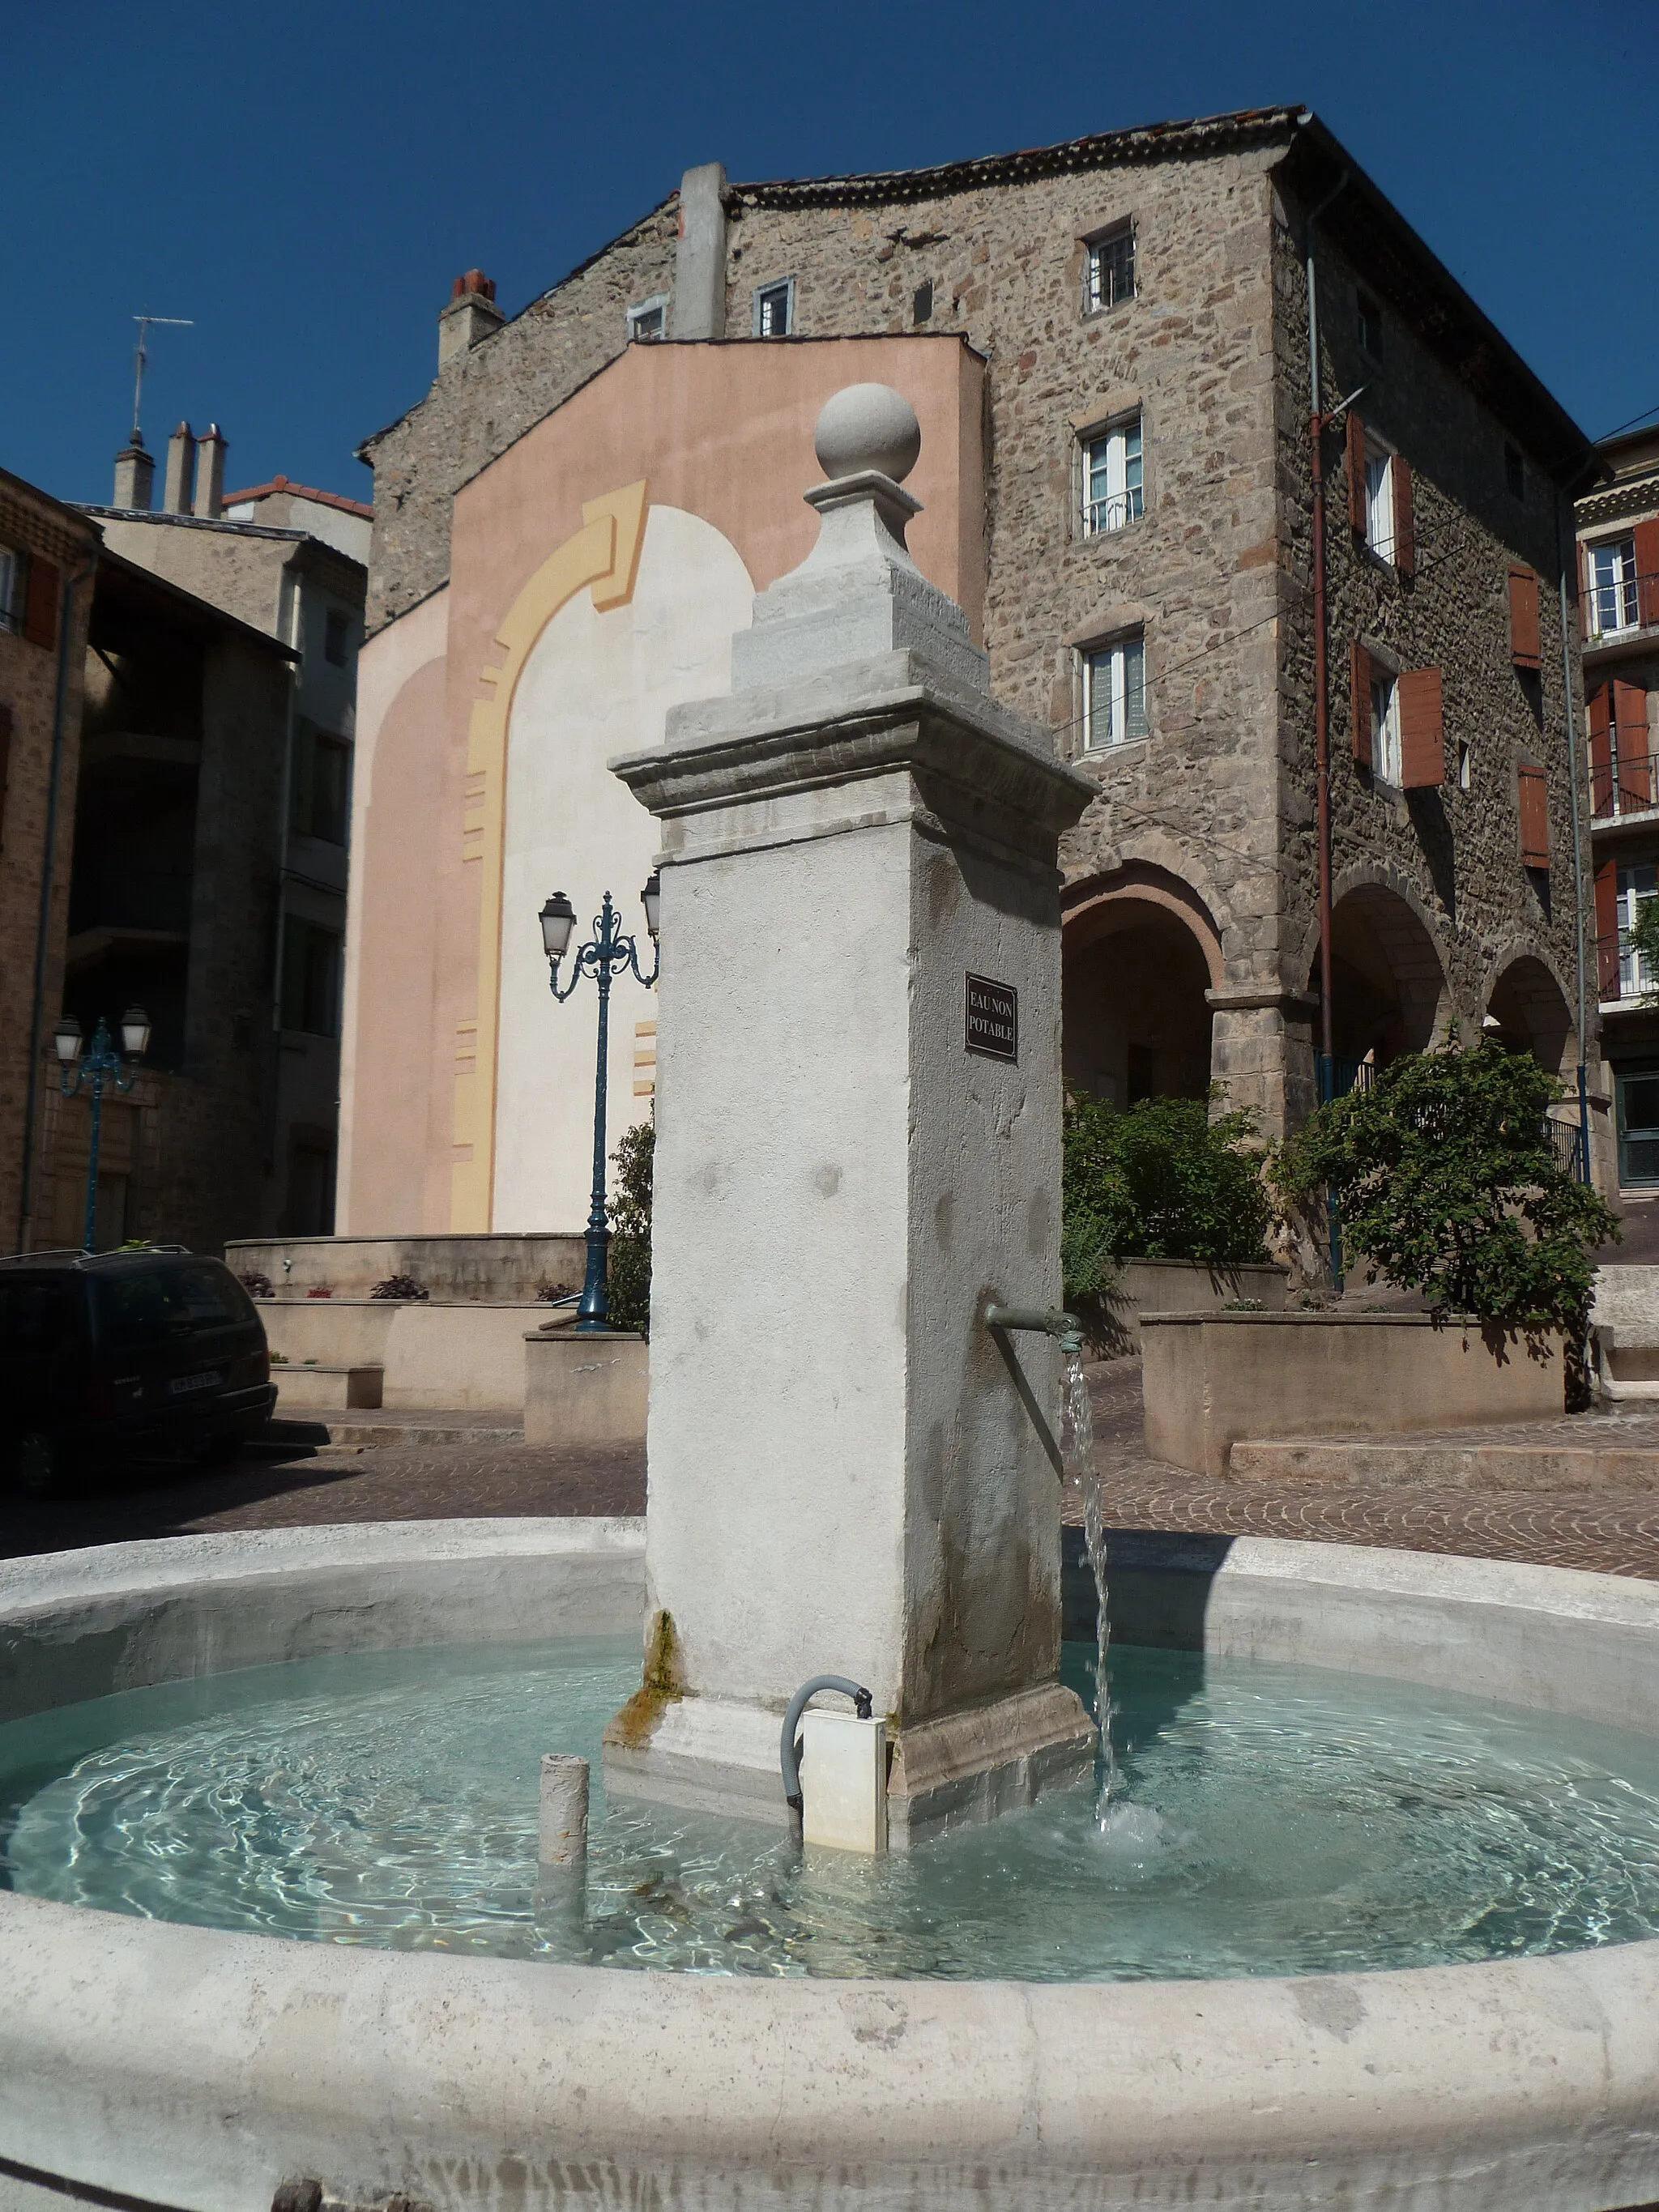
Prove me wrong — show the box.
[3,388,1659,2209]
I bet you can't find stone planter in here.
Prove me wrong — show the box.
[259,1301,546,1412]
[1094,1256,1289,1354]
[1142,1311,1567,1478]
[523,1328,648,1444]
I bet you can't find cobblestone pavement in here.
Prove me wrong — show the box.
[1073,1359,1659,1580]
[6,1361,1659,1580]
[0,1435,645,1563]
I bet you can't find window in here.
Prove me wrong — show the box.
[1363,444,1395,562]
[912,279,933,326]
[628,296,668,342]
[280,914,342,1037]
[1085,228,1136,314]
[1589,537,1640,637]
[1358,291,1383,359]
[1619,861,1658,999]
[323,608,352,667]
[1081,416,1144,537]
[1081,634,1148,749]
[1370,670,1404,785]
[0,545,22,635]
[289,724,352,845]
[753,279,794,338]
[1504,441,1525,501]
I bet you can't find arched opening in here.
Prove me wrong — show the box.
[1326,881,1452,1075]
[1062,880,1218,1106]
[1485,955,1576,1080]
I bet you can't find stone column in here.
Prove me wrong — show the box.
[608,386,1098,1848]
[1206,984,1320,1140]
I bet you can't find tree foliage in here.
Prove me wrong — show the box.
[1061,1092,1273,1302]
[1275,1040,1616,1357]
[606,1117,655,1336]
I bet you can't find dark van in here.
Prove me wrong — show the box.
[0,1248,275,1491]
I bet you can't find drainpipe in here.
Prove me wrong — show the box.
[1305,172,1348,1290]
[1555,505,1592,1182]
[16,556,97,1253]
[1305,172,1348,1087]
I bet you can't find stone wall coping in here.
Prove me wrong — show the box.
[1141,1309,1494,1328]
[1120,1255,1289,1275]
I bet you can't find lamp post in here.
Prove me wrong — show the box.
[539,879,659,1332]
[54,1007,149,1253]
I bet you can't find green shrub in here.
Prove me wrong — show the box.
[1274,1039,1617,1361]
[1061,1092,1273,1302]
[606,1117,655,1336]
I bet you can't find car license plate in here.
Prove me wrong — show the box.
[169,1370,223,1396]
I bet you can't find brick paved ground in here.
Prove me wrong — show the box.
[1076,1358,1659,1580]
[6,1358,1659,1580]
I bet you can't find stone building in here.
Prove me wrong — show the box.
[1578,424,1659,1187]
[0,468,100,1251]
[83,425,370,1232]
[341,106,1603,1238]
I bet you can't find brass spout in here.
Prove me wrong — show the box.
[984,1303,1084,1357]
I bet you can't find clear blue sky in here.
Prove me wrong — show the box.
[5,0,1654,509]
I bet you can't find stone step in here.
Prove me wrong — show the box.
[1227,1436,1659,1492]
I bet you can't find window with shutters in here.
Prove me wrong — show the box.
[1397,667,1444,787]
[1346,416,1413,573]
[1081,415,1144,537]
[1618,860,1659,999]
[1591,680,1655,820]
[1084,225,1136,314]
[0,544,23,635]
[1588,536,1640,637]
[1517,763,1550,869]
[1363,445,1395,563]
[1081,633,1148,749]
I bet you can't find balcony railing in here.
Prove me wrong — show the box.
[1583,562,1657,644]
[1596,928,1659,1005]
[1083,488,1144,538]
[1592,748,1659,820]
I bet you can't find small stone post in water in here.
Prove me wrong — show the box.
[538,1754,589,1869]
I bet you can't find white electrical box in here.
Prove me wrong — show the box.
[800,1709,887,1853]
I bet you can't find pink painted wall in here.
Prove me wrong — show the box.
[348,333,985,1234]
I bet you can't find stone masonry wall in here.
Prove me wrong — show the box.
[1271,188,1589,1065]
[363,200,680,632]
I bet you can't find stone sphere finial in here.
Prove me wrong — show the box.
[814,384,922,486]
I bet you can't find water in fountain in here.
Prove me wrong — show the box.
[1060,1347,1115,1820]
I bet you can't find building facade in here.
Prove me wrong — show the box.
[1579,426,1659,1188]
[83,426,369,1232]
[343,108,1602,1238]
[0,470,100,1251]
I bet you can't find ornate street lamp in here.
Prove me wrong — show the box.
[56,1008,149,1251]
[539,879,659,1332]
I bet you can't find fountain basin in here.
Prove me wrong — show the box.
[2,1520,1658,2211]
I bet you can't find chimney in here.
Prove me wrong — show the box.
[438,269,505,369]
[672,164,727,340]
[113,432,155,510]
[164,421,196,514]
[193,424,228,518]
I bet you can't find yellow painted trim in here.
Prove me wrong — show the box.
[450,481,650,1230]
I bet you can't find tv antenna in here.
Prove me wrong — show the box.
[130,312,194,444]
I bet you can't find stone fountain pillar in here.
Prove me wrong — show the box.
[606,385,1097,1848]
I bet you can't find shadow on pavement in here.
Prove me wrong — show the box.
[0,1438,354,1562]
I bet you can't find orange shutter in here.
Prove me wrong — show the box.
[1615,679,1652,807]
[1397,666,1444,787]
[1392,454,1414,577]
[1508,566,1542,669]
[1350,640,1372,765]
[1596,854,1621,999]
[1636,518,1659,630]
[1517,764,1550,867]
[23,555,59,651]
[1346,412,1366,535]
[1589,682,1614,815]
